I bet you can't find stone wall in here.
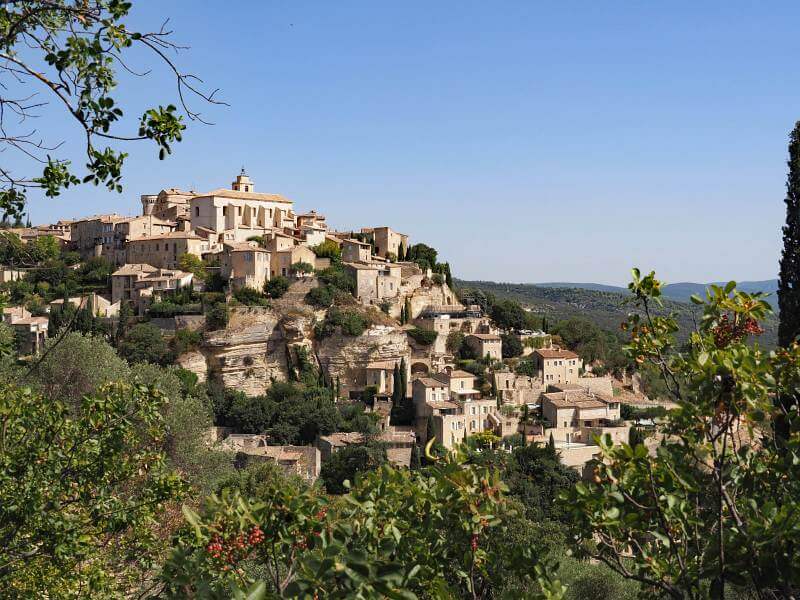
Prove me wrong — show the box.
[316,324,411,398]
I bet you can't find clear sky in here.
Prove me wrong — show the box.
[18,2,800,285]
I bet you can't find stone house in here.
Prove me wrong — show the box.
[465,333,503,360]
[125,231,211,269]
[361,226,408,259]
[271,244,316,279]
[342,238,372,263]
[70,214,131,260]
[219,434,320,483]
[343,262,403,305]
[434,369,481,402]
[49,293,119,318]
[414,312,494,355]
[540,389,623,445]
[108,215,175,265]
[112,263,193,313]
[364,359,400,396]
[2,306,47,355]
[531,348,583,385]
[493,371,544,406]
[220,241,270,291]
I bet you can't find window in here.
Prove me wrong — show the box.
[482,406,488,414]
[238,206,242,216]
[195,207,200,217]
[223,206,228,216]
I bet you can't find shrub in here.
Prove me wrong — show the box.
[501,333,524,358]
[172,328,202,355]
[305,285,334,309]
[315,307,368,338]
[233,286,269,306]
[311,239,341,262]
[118,323,169,365]
[264,276,290,299]
[206,303,229,331]
[316,265,355,294]
[446,330,465,354]
[148,301,202,318]
[292,261,314,274]
[407,327,437,345]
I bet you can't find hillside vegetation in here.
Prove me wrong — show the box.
[456,279,779,347]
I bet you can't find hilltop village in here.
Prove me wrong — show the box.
[0,170,644,482]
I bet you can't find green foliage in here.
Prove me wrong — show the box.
[490,299,528,331]
[76,256,113,286]
[316,264,356,294]
[0,322,14,357]
[172,327,202,356]
[162,455,563,598]
[233,286,269,306]
[446,330,466,355]
[0,0,216,217]
[118,322,169,365]
[34,331,130,403]
[205,301,229,331]
[501,333,524,358]
[560,270,800,598]
[405,242,438,270]
[314,306,368,338]
[551,316,628,371]
[220,382,340,445]
[305,284,334,308]
[320,441,388,494]
[312,239,342,262]
[406,326,437,345]
[130,363,234,494]
[263,275,290,299]
[178,252,207,281]
[0,381,185,596]
[338,402,380,435]
[291,261,315,274]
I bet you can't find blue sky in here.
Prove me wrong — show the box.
[17,2,800,285]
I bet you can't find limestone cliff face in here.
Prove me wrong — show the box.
[407,281,460,318]
[176,303,411,397]
[315,325,411,398]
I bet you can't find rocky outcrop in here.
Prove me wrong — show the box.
[200,307,291,396]
[316,325,411,398]
[176,350,208,382]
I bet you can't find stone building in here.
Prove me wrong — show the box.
[343,262,403,304]
[125,231,212,269]
[111,263,193,313]
[220,241,270,291]
[141,188,194,221]
[317,430,415,468]
[2,306,47,355]
[70,214,131,260]
[465,333,503,360]
[540,389,623,445]
[342,238,372,263]
[361,226,408,259]
[530,348,583,385]
[189,171,294,243]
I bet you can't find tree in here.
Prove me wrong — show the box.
[264,275,290,299]
[0,1,222,218]
[115,299,132,345]
[163,453,563,598]
[320,442,388,495]
[0,381,185,596]
[118,322,169,365]
[778,121,800,443]
[446,330,465,355]
[291,261,314,274]
[405,243,438,270]
[130,363,234,493]
[34,331,130,403]
[0,322,14,357]
[178,252,208,282]
[305,284,334,308]
[490,299,527,331]
[561,270,800,599]
[311,239,342,262]
[501,333,524,358]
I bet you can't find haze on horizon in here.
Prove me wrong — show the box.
[13,2,798,286]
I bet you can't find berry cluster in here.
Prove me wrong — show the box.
[205,526,265,566]
[711,314,764,348]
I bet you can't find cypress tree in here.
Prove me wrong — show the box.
[777,122,800,442]
[392,362,402,407]
[399,357,407,400]
[548,432,556,453]
[542,316,548,334]
[426,415,436,443]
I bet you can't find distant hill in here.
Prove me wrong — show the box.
[455,279,778,347]
[536,279,779,304]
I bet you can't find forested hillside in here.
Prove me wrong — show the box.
[456,279,779,347]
